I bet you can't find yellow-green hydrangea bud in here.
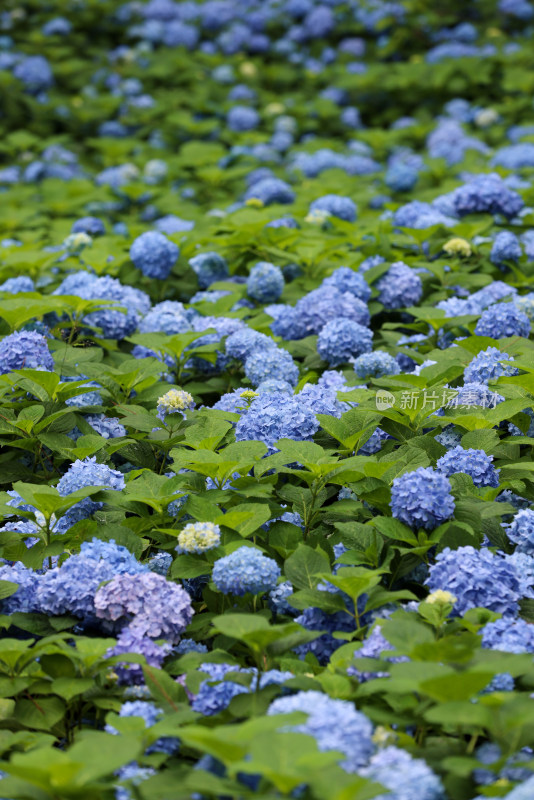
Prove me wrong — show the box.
[176,522,221,554]
[157,389,195,421]
[443,237,472,257]
[426,589,456,606]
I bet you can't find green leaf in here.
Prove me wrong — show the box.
[284,544,330,590]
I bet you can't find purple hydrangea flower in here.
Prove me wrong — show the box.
[94,571,193,643]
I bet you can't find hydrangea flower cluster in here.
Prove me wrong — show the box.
[474,303,530,338]
[376,262,423,309]
[505,510,534,555]
[317,318,373,366]
[130,231,179,279]
[37,539,147,620]
[176,522,221,554]
[94,571,193,643]
[235,391,319,448]
[156,389,195,421]
[464,347,518,384]
[308,194,357,222]
[390,467,455,530]
[267,691,374,773]
[246,261,284,303]
[188,252,229,288]
[360,746,445,800]
[436,446,500,487]
[426,546,528,616]
[212,546,280,595]
[353,350,400,379]
[244,347,299,386]
[0,331,54,374]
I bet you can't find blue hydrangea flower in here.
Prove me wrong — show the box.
[309,194,357,222]
[515,292,534,320]
[71,216,105,236]
[353,350,400,379]
[225,329,276,362]
[227,105,260,132]
[393,200,456,229]
[115,763,156,800]
[358,427,391,455]
[85,415,127,439]
[55,272,150,340]
[426,546,526,617]
[475,303,530,338]
[94,571,193,643]
[174,638,208,656]
[385,163,418,192]
[106,700,162,735]
[57,457,125,496]
[0,561,40,614]
[147,552,173,576]
[13,55,53,93]
[464,347,518,384]
[108,626,170,685]
[258,378,293,394]
[436,446,500,487]
[294,286,370,336]
[482,618,534,654]
[154,215,195,234]
[188,252,229,289]
[322,267,371,302]
[297,382,348,418]
[0,276,35,293]
[244,178,295,206]
[452,174,524,219]
[269,581,296,615]
[37,539,147,620]
[360,747,445,800]
[130,231,179,279]
[505,510,534,555]
[212,387,250,415]
[317,318,373,366]
[56,457,125,531]
[246,262,284,303]
[0,331,54,374]
[294,602,357,664]
[444,382,503,411]
[348,624,408,682]
[267,691,373,773]
[63,377,103,409]
[235,391,319,448]
[139,301,193,335]
[376,262,423,309]
[244,347,299,387]
[490,231,522,266]
[212,547,280,595]
[391,467,455,530]
[499,0,534,18]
